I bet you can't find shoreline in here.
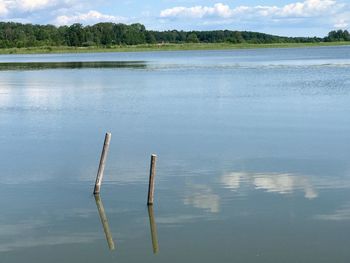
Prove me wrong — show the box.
[0,42,349,55]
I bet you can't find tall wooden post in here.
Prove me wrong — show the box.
[147,154,157,205]
[94,132,111,194]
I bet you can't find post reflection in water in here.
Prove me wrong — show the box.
[94,194,116,250]
[147,205,159,254]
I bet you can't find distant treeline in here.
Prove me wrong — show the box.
[0,21,349,48]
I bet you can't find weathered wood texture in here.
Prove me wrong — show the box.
[147,154,157,205]
[94,132,111,194]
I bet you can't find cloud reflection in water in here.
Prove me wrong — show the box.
[0,219,100,252]
[221,172,318,199]
[184,184,220,213]
[315,203,350,221]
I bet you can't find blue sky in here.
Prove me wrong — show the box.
[0,0,349,36]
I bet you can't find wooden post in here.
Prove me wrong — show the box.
[94,194,116,250]
[147,205,159,254]
[147,154,157,205]
[94,132,111,194]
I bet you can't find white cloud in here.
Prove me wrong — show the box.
[160,1,341,19]
[0,1,9,16]
[159,0,346,29]
[17,0,52,11]
[54,10,127,25]
[333,11,350,29]
[334,20,348,28]
[278,0,338,17]
[160,3,248,19]
[0,0,77,17]
[0,0,56,14]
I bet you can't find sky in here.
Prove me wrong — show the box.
[0,0,349,37]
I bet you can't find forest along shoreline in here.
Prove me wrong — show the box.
[0,21,349,54]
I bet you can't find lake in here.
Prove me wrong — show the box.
[0,46,350,262]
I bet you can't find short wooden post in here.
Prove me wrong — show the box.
[147,154,157,205]
[93,132,111,194]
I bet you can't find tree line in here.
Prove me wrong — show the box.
[0,21,349,48]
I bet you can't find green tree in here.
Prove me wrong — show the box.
[186,32,199,43]
[67,23,85,46]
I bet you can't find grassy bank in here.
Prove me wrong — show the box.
[0,41,349,55]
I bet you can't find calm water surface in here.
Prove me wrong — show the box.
[0,46,350,262]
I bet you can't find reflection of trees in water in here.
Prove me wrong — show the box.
[0,61,147,70]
